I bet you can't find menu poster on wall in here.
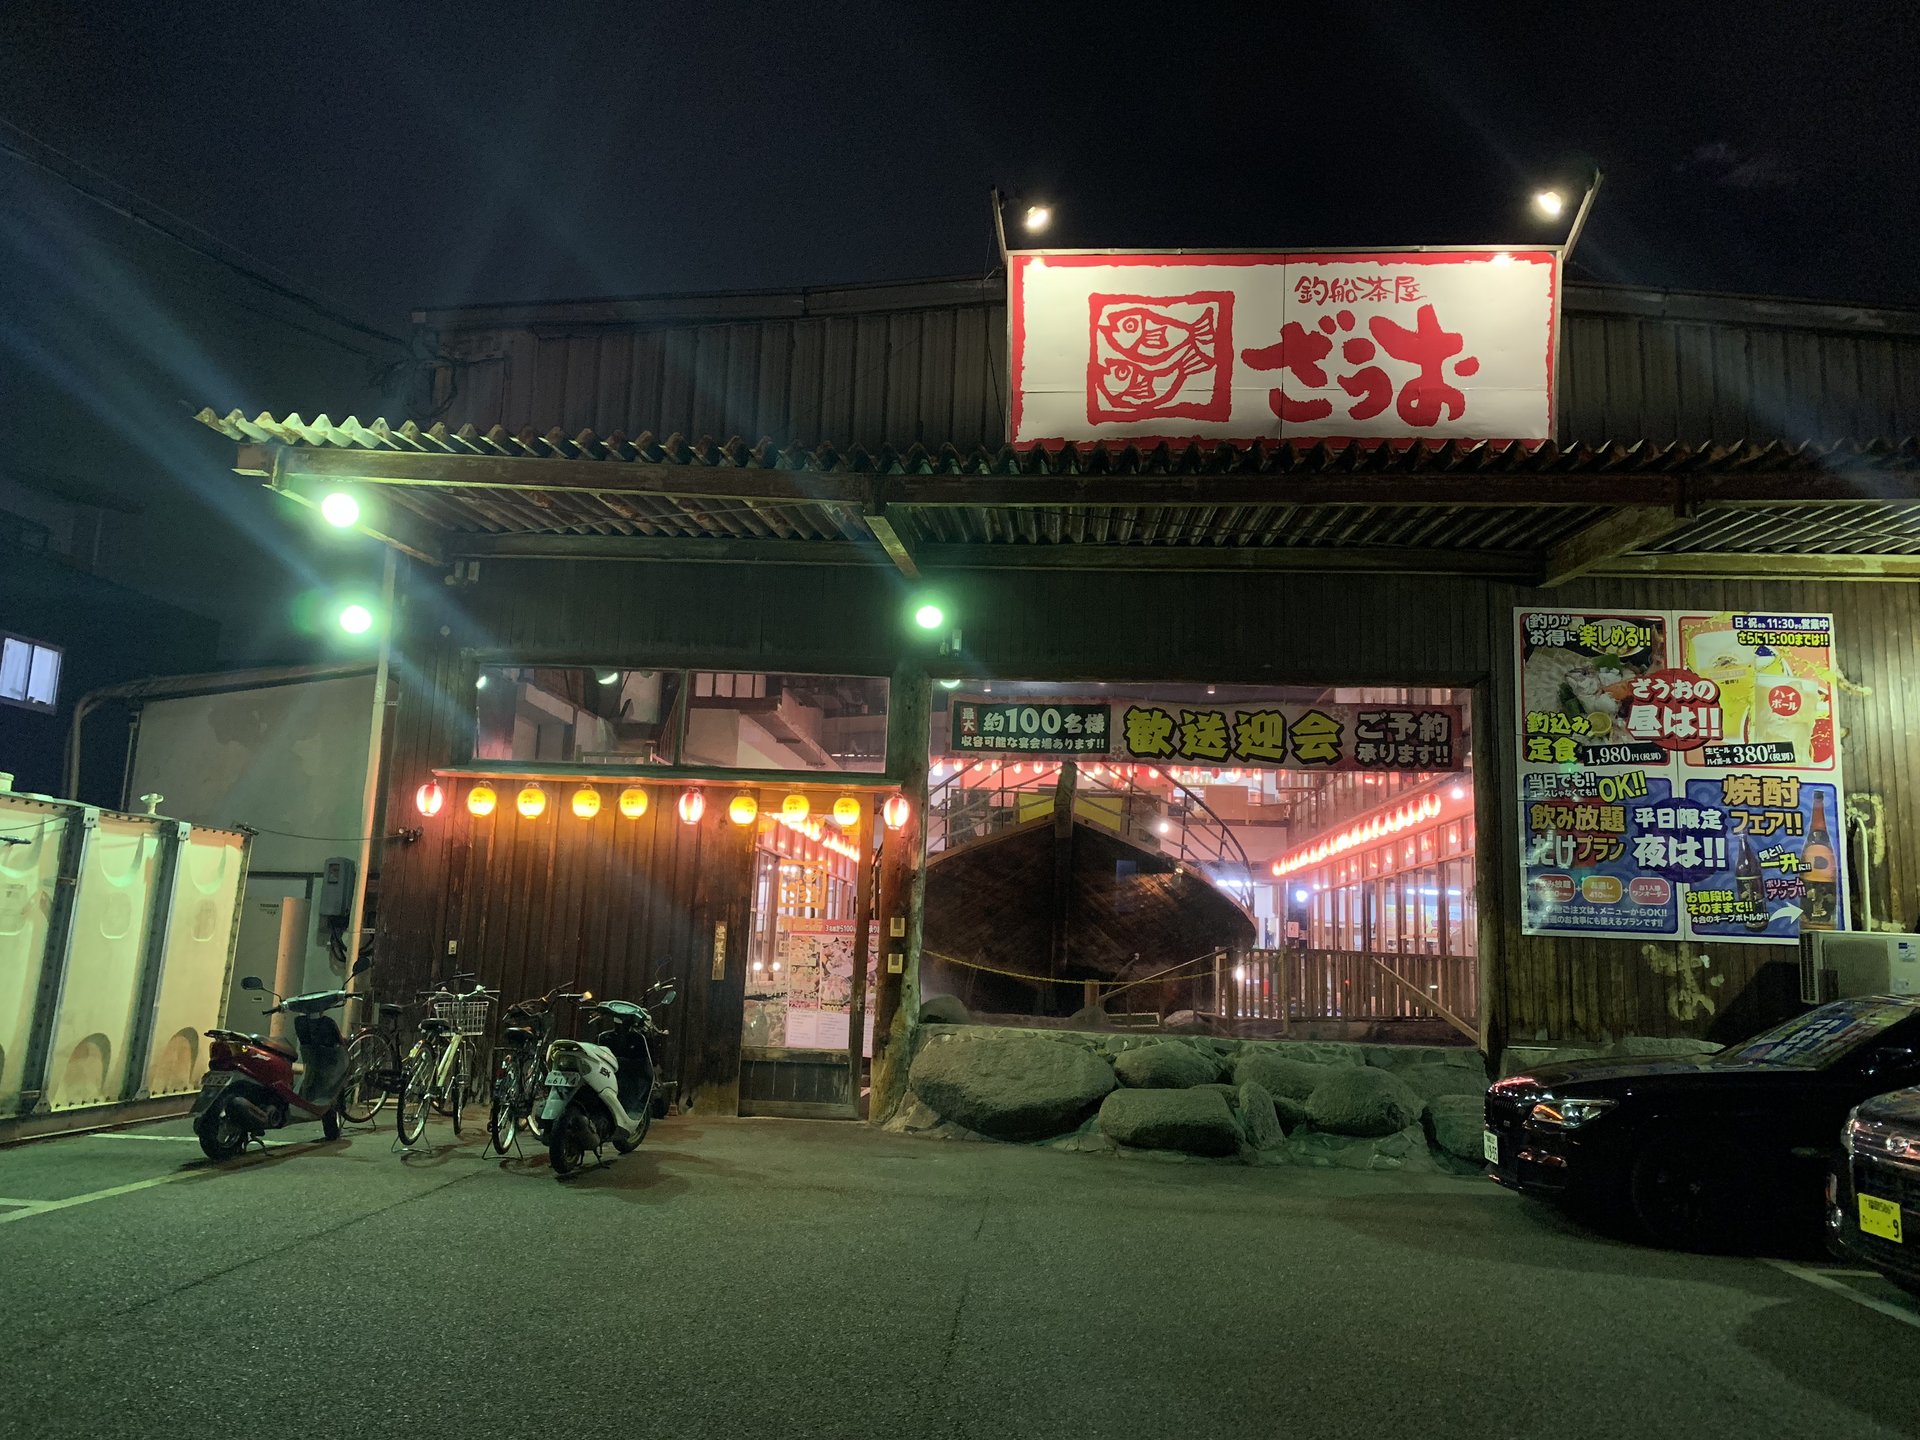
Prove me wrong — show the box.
[1515,609,1846,944]
[745,918,879,1056]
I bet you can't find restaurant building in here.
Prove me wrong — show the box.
[199,252,1920,1121]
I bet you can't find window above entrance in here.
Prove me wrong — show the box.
[475,666,888,773]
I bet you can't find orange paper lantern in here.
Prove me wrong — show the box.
[618,787,649,819]
[467,783,497,818]
[571,787,601,819]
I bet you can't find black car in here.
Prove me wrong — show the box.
[1832,1084,1920,1294]
[1485,995,1920,1249]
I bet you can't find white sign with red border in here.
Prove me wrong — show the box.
[1009,249,1559,449]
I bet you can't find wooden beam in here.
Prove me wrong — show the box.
[1540,504,1693,587]
[896,470,1920,510]
[445,531,1535,576]
[1368,958,1478,1044]
[1592,551,1920,581]
[862,506,920,578]
[448,533,875,566]
[253,443,1920,512]
[269,445,874,504]
[917,543,1533,576]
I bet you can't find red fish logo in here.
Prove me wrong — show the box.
[1087,291,1233,425]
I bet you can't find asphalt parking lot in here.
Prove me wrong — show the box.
[1,1111,1916,1439]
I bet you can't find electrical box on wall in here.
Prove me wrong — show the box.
[319,856,357,923]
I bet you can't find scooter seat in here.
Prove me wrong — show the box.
[503,1026,536,1044]
[252,1033,298,1060]
[417,1017,453,1035]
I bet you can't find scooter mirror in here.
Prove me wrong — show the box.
[240,976,264,991]
[658,988,678,1007]
[351,953,373,978]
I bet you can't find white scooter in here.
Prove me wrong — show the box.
[541,982,674,1178]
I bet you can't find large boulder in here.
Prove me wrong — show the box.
[1425,1094,1487,1163]
[1237,1082,1284,1150]
[1396,1063,1489,1103]
[1232,1049,1343,1101]
[1305,1067,1424,1137]
[1289,1123,1435,1171]
[909,1032,1116,1141]
[918,994,972,1026]
[1098,1088,1241,1156]
[1114,1041,1221,1089]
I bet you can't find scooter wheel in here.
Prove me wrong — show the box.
[548,1108,593,1178]
[195,1104,249,1162]
[612,1105,651,1153]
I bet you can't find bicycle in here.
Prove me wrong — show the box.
[487,982,592,1154]
[396,976,497,1147]
[338,991,408,1124]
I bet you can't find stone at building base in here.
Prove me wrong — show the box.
[908,1030,1116,1141]
[1395,1063,1490,1104]
[1236,1081,1284,1151]
[1098,1087,1241,1157]
[1287,1123,1437,1172]
[1231,1050,1341,1101]
[1113,1040,1223,1089]
[1423,1094,1487,1167]
[1305,1067,1424,1138]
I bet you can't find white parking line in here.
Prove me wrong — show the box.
[83,1133,203,1143]
[0,1171,196,1224]
[1765,1258,1920,1330]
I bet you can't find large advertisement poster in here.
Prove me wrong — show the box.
[1516,609,1844,944]
[949,695,1464,772]
[1010,250,1558,448]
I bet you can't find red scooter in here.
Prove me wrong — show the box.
[191,975,352,1161]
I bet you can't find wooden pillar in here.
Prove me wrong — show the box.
[845,800,877,1113]
[869,657,929,1123]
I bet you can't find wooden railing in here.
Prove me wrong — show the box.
[1221,948,1478,1036]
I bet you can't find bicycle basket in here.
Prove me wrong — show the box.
[432,997,493,1037]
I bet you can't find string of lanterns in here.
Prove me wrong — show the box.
[414,779,910,834]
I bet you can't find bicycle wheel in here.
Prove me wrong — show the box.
[339,1031,395,1124]
[433,1037,459,1116]
[489,1053,521,1153]
[396,1046,435,1146]
[449,1070,466,1138]
[522,1048,550,1144]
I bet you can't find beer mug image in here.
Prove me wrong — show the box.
[1751,673,1822,759]
[1689,631,1752,742]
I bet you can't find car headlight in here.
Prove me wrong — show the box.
[1529,1096,1618,1130]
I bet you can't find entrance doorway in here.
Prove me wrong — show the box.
[923,681,1477,1044]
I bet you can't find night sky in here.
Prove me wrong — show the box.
[1,1,1914,327]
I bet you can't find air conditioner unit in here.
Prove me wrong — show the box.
[1799,931,1920,1004]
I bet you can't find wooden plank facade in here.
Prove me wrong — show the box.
[372,556,1920,1063]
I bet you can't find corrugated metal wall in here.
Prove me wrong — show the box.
[421,282,1920,448]
[379,559,1920,1048]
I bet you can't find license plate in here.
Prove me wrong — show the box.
[1860,1193,1905,1243]
[545,1071,569,1088]
[1482,1129,1501,1164]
